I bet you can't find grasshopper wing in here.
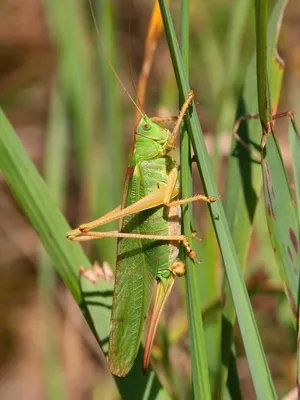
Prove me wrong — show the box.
[108,207,158,377]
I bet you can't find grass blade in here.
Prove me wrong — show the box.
[179,0,211,398]
[255,0,272,128]
[158,1,277,397]
[0,109,90,303]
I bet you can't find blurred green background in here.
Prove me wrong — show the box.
[0,0,299,398]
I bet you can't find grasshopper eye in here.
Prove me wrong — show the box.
[143,124,151,131]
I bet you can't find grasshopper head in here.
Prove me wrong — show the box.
[136,117,169,141]
[129,117,170,166]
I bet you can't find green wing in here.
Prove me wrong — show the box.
[108,208,159,376]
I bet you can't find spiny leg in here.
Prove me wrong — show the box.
[168,90,194,149]
[69,196,214,259]
[68,165,215,250]
[150,116,178,124]
[67,168,179,239]
[68,169,215,255]
[67,186,177,239]
[67,205,121,239]
[71,230,197,260]
[161,168,216,207]
[166,194,216,207]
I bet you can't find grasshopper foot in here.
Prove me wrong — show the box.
[170,261,186,277]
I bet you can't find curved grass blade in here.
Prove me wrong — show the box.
[0,109,88,303]
[221,0,287,394]
[179,1,211,398]
[158,0,277,398]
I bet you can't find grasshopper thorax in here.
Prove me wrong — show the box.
[129,117,170,166]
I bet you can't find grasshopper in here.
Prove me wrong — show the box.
[67,3,216,378]
[67,93,216,376]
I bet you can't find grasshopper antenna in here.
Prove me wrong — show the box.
[88,0,145,117]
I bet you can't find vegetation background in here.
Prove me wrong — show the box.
[0,0,299,399]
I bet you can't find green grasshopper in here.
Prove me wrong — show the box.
[67,3,216,378]
[67,91,216,376]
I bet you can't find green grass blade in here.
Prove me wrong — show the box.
[221,0,287,393]
[255,0,272,127]
[158,0,277,398]
[179,1,211,398]
[0,107,105,363]
[0,109,90,303]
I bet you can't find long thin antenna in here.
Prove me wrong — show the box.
[88,0,145,117]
